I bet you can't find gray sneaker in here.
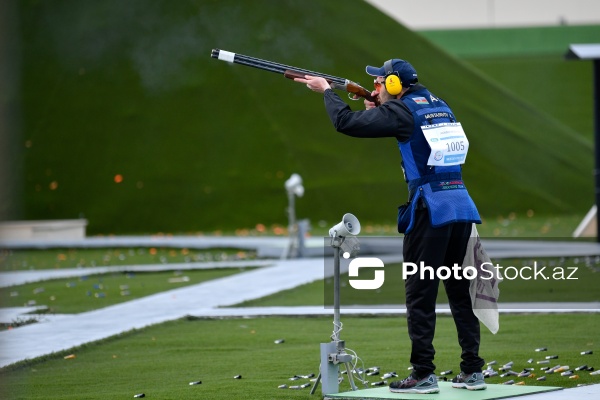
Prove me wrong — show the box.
[451,371,487,390]
[389,373,439,394]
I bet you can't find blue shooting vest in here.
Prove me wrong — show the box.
[398,88,481,234]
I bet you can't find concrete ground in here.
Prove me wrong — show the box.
[1,236,599,398]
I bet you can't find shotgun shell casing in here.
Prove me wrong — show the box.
[575,365,588,371]
[545,355,559,360]
[487,360,497,366]
[560,370,573,376]
[537,360,550,364]
[289,385,300,389]
[569,375,579,379]
[589,370,600,376]
[537,376,547,381]
[133,395,145,399]
[504,361,514,367]
[278,384,287,389]
[535,347,548,352]
[440,370,453,375]
[371,381,386,386]
[515,381,525,385]
[233,375,242,379]
[527,359,534,364]
[188,381,202,385]
[300,383,311,388]
[581,350,593,355]
[503,380,515,385]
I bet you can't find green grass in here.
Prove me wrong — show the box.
[1,315,598,399]
[236,257,600,308]
[420,25,600,58]
[465,54,594,142]
[421,25,598,149]
[14,0,595,234]
[0,247,256,271]
[476,213,584,238]
[0,268,254,315]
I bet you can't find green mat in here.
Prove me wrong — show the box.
[325,382,562,400]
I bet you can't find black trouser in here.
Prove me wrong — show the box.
[403,208,484,378]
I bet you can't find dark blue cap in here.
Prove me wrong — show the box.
[366,59,418,87]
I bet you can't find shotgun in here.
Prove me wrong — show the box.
[211,49,379,106]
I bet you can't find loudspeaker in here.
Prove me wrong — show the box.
[285,173,304,197]
[329,213,361,238]
[383,59,402,96]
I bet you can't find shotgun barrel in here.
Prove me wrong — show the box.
[211,49,346,84]
[211,48,378,104]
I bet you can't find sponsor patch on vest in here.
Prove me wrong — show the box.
[424,112,449,120]
[430,180,465,192]
[413,97,429,105]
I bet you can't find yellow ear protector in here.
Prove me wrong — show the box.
[383,60,402,96]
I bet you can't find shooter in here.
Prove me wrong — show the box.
[295,58,485,394]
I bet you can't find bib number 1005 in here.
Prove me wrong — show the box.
[421,122,469,166]
[446,141,466,152]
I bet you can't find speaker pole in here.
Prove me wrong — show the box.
[311,235,360,395]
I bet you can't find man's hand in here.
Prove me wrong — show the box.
[364,90,378,110]
[294,75,331,93]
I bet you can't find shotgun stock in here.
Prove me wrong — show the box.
[211,49,380,106]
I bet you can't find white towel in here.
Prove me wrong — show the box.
[464,224,503,334]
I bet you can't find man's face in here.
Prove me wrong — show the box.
[374,76,395,104]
